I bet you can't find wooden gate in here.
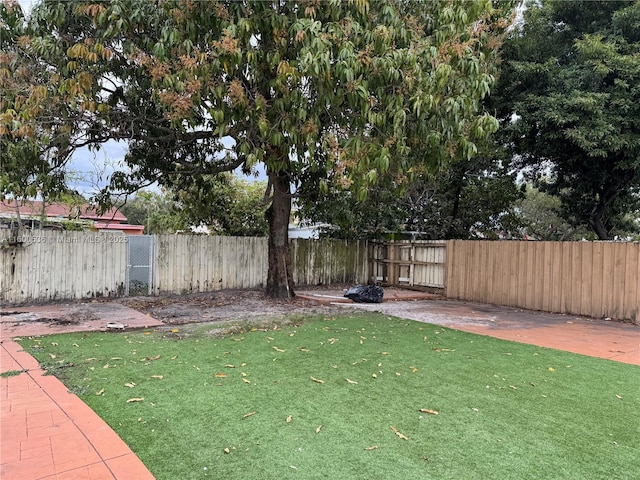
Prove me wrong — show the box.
[370,240,446,289]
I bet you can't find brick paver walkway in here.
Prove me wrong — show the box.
[1,340,155,480]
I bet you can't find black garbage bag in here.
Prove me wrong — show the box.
[344,284,384,303]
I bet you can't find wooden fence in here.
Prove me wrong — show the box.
[0,230,127,303]
[290,238,368,287]
[153,236,369,294]
[2,230,638,323]
[370,240,446,289]
[446,240,639,323]
[1,231,369,302]
[153,235,268,294]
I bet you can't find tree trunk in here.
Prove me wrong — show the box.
[588,188,614,240]
[265,167,295,298]
[589,214,610,240]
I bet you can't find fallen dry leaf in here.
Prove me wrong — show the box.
[242,378,251,384]
[151,375,164,379]
[298,347,309,352]
[126,397,144,403]
[419,409,438,415]
[286,415,292,423]
[243,412,256,419]
[311,376,325,384]
[215,373,227,378]
[49,353,56,359]
[364,445,379,451]
[390,426,409,440]
[147,355,161,361]
[124,382,136,388]
[223,448,230,454]
[316,425,322,434]
[273,346,286,353]
[224,364,235,368]
[615,394,623,399]
[95,388,104,396]
[345,378,358,384]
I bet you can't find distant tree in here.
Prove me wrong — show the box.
[515,186,593,241]
[119,176,268,236]
[299,146,523,240]
[118,191,184,234]
[401,151,523,239]
[168,173,268,237]
[492,0,640,240]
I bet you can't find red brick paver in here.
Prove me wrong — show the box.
[1,302,162,479]
[1,340,155,480]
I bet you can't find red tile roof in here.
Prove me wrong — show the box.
[0,199,128,223]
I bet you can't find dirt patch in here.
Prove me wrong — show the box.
[118,288,347,325]
[3,312,80,326]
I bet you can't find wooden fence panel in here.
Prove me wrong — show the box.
[153,235,269,294]
[0,230,127,303]
[152,236,368,294]
[446,240,639,322]
[370,240,446,289]
[290,238,368,287]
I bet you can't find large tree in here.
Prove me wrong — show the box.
[493,0,640,240]
[1,0,514,296]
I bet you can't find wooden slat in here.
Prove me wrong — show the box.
[610,243,626,320]
[590,242,604,317]
[549,242,563,312]
[623,243,639,322]
[601,242,615,318]
[579,242,593,317]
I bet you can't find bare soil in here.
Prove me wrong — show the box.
[118,288,346,325]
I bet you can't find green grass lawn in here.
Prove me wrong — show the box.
[17,312,640,480]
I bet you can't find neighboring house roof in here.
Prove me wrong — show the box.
[94,222,145,234]
[0,199,127,223]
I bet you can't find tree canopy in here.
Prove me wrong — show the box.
[298,146,524,240]
[492,0,640,240]
[1,0,515,296]
[118,176,268,236]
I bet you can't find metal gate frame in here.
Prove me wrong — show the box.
[126,235,154,295]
